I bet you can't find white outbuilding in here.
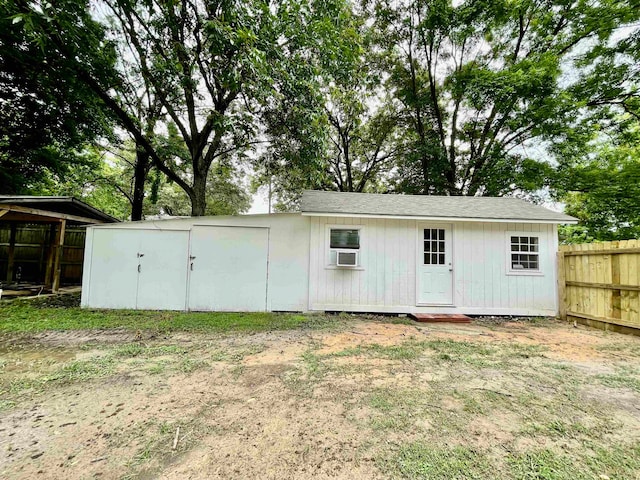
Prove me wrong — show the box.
[81,190,576,316]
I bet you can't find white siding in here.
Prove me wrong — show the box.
[81,214,310,312]
[81,212,559,315]
[309,217,557,316]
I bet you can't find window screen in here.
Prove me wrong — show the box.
[510,236,539,270]
[330,229,360,249]
[423,229,445,265]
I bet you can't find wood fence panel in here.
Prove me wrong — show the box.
[0,224,85,285]
[559,241,640,335]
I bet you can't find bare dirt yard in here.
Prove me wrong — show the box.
[2,310,640,479]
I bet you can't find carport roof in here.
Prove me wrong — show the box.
[0,196,118,224]
[300,190,577,223]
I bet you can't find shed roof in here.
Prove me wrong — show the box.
[0,196,118,224]
[300,191,577,223]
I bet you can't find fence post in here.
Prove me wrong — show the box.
[6,222,17,282]
[557,250,567,320]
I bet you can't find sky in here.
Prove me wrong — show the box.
[248,188,270,214]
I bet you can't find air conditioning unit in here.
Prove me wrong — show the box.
[337,250,358,267]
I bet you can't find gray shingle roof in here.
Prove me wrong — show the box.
[300,191,577,223]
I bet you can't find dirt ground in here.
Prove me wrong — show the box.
[1,316,640,479]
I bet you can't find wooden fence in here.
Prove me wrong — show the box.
[0,225,86,285]
[558,240,640,335]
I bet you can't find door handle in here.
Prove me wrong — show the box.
[138,264,141,273]
[190,262,194,271]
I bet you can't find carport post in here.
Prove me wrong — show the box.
[51,220,66,293]
[44,223,56,288]
[6,223,17,282]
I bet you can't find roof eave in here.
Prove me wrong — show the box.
[300,211,578,224]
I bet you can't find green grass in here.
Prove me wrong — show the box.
[508,449,582,480]
[507,445,640,480]
[381,442,640,480]
[0,300,339,334]
[379,443,494,479]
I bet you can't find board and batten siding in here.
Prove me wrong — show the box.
[308,216,558,315]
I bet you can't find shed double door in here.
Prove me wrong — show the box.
[86,229,189,310]
[187,226,269,311]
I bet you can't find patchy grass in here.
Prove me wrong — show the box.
[331,338,545,366]
[508,449,582,480]
[379,443,494,479]
[597,369,640,393]
[5,356,116,395]
[113,343,189,358]
[381,441,640,480]
[3,313,640,479]
[209,344,267,363]
[507,444,640,480]
[332,340,431,360]
[0,299,342,334]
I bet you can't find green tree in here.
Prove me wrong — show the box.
[13,0,287,216]
[371,0,639,196]
[256,0,400,208]
[555,126,640,242]
[29,147,132,221]
[0,0,114,193]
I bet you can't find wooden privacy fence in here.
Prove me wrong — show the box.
[0,225,86,286]
[558,240,640,334]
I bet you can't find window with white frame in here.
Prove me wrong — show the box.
[510,235,539,271]
[329,228,360,266]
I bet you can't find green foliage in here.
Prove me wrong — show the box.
[0,0,115,193]
[28,146,132,220]
[4,0,640,229]
[555,127,640,241]
[145,163,251,217]
[372,0,639,196]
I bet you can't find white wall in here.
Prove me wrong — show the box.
[308,216,557,316]
[81,213,310,311]
[81,212,559,315]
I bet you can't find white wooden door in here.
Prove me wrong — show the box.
[187,226,269,311]
[417,224,453,305]
[86,228,140,309]
[136,231,190,310]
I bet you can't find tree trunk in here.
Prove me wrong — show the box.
[131,145,150,221]
[190,173,207,216]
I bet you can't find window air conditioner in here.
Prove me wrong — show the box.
[337,251,358,267]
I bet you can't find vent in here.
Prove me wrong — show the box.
[337,251,358,267]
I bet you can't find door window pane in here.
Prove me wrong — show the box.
[423,229,446,265]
